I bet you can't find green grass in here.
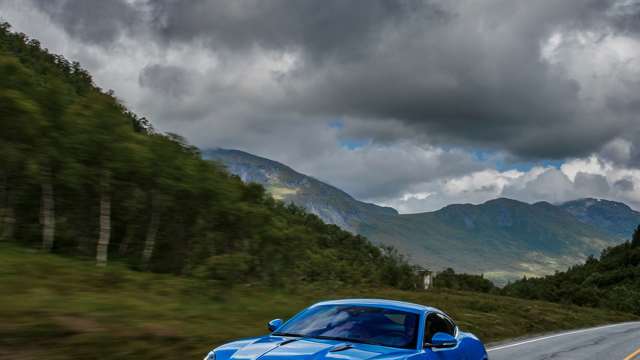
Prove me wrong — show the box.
[0,244,635,359]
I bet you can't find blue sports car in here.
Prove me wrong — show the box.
[203,299,488,360]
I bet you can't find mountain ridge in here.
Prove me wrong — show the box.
[560,198,640,239]
[205,148,397,232]
[205,148,636,284]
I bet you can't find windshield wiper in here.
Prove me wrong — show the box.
[273,334,381,348]
[312,336,378,346]
[272,332,305,337]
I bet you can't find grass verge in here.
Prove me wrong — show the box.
[0,244,635,359]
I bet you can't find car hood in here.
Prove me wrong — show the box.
[216,336,417,360]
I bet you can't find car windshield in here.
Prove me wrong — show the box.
[273,305,419,349]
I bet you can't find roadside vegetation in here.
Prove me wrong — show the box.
[433,268,498,293]
[1,244,636,360]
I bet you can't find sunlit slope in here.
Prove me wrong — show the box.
[205,149,397,232]
[0,244,635,360]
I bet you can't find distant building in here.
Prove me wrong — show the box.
[415,268,433,290]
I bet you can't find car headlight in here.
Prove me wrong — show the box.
[204,351,215,360]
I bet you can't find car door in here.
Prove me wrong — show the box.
[423,312,465,360]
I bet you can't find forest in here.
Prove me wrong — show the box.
[503,225,640,314]
[0,22,417,289]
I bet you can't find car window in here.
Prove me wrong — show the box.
[424,313,456,342]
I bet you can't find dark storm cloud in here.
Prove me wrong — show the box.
[608,0,640,34]
[23,0,640,162]
[280,0,636,159]
[139,64,191,98]
[30,0,142,44]
[146,0,440,63]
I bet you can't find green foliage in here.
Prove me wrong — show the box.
[632,225,640,248]
[0,22,416,289]
[195,253,254,286]
[503,224,640,314]
[434,268,498,293]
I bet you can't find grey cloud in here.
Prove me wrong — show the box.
[608,0,640,34]
[503,170,613,204]
[24,0,640,161]
[600,137,640,168]
[313,146,483,200]
[282,0,629,159]
[30,0,142,45]
[614,178,635,192]
[503,169,576,204]
[139,64,192,98]
[574,172,610,195]
[147,0,439,63]
[6,0,640,212]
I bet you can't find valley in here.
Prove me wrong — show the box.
[207,149,640,284]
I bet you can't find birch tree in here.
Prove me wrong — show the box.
[0,57,44,243]
[66,92,146,266]
[40,164,55,251]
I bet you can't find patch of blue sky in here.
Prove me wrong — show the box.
[496,158,565,172]
[340,138,370,150]
[328,119,344,129]
[471,149,494,162]
[471,149,565,171]
[328,119,370,150]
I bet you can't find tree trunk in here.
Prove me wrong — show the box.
[0,171,6,241]
[141,192,160,269]
[41,166,55,251]
[0,171,14,241]
[96,171,111,267]
[118,223,134,256]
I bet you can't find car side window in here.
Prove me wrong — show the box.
[424,313,456,342]
[439,314,456,336]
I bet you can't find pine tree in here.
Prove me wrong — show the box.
[632,224,640,248]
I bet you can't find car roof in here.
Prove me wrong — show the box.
[312,299,440,314]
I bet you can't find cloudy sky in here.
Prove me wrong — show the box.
[2,0,640,212]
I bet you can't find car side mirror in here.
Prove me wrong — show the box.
[268,319,283,332]
[425,332,457,349]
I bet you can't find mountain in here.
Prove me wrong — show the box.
[204,149,397,232]
[357,198,621,284]
[560,198,640,239]
[206,148,633,284]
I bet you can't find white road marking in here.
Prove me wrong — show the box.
[487,322,640,352]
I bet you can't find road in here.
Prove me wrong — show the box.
[487,322,640,360]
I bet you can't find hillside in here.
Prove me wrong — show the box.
[560,198,640,238]
[207,149,627,284]
[358,199,621,284]
[0,244,636,359]
[0,23,416,289]
[205,149,397,232]
[503,226,640,315]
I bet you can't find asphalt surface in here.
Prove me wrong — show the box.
[487,322,640,360]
